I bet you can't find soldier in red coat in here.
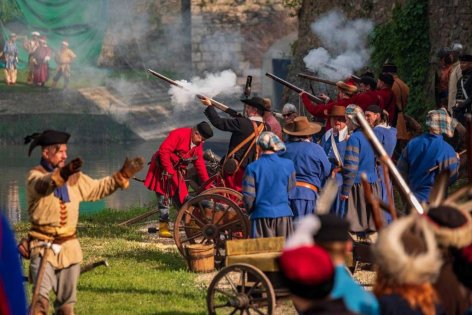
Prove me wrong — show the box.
[144,122,213,237]
[375,73,397,125]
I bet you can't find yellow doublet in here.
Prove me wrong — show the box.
[27,166,128,268]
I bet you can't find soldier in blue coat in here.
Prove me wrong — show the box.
[280,116,331,220]
[242,132,296,238]
[320,105,349,217]
[341,105,382,238]
[397,108,460,202]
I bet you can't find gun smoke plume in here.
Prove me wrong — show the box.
[169,69,242,109]
[303,10,373,81]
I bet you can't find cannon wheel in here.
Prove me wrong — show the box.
[174,194,249,268]
[200,187,244,208]
[207,263,276,315]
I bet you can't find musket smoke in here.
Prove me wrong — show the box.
[303,10,373,81]
[169,69,242,108]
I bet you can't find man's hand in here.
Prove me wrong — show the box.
[60,158,83,181]
[199,96,213,107]
[120,157,145,179]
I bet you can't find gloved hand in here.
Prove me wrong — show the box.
[119,157,145,179]
[60,157,83,181]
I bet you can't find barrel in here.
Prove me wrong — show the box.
[185,244,215,273]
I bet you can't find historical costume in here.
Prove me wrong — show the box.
[144,122,213,237]
[375,73,397,126]
[262,98,283,139]
[203,96,269,192]
[280,116,330,219]
[32,36,51,86]
[320,105,349,217]
[3,33,18,85]
[341,105,381,236]
[24,31,40,84]
[24,130,144,314]
[242,132,295,238]
[52,41,77,89]
[397,108,459,202]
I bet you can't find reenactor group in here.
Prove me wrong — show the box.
[1,44,471,315]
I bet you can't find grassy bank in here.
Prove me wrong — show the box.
[16,207,208,315]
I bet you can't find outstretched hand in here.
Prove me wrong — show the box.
[60,157,83,180]
[199,96,212,107]
[120,156,145,179]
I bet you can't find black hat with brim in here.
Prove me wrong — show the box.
[24,130,71,156]
[196,121,213,139]
[241,96,268,112]
[314,214,350,242]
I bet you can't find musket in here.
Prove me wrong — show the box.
[355,111,424,214]
[298,73,337,86]
[265,72,324,103]
[361,173,383,230]
[148,69,241,117]
[428,150,467,173]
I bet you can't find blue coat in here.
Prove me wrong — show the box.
[341,129,378,196]
[242,153,296,219]
[397,133,459,202]
[374,125,397,213]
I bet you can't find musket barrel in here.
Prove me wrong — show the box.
[265,73,323,103]
[355,111,424,214]
[297,73,337,86]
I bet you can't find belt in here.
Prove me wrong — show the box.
[296,181,318,192]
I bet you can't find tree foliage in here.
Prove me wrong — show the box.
[370,0,431,118]
[0,0,21,24]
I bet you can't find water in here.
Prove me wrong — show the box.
[1,136,227,224]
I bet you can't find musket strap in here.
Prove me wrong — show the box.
[224,122,264,163]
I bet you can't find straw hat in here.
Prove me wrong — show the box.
[324,105,346,117]
[283,116,322,136]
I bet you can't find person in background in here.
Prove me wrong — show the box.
[51,41,76,89]
[397,108,460,203]
[372,214,443,315]
[280,116,330,220]
[32,36,51,87]
[2,33,19,85]
[262,98,283,139]
[341,105,381,241]
[364,105,397,222]
[278,215,357,315]
[281,103,299,125]
[242,132,295,239]
[24,31,41,84]
[144,121,213,238]
[375,73,397,126]
[24,129,144,314]
[0,212,28,315]
[320,105,349,217]
[315,214,380,315]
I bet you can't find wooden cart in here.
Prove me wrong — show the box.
[206,237,290,315]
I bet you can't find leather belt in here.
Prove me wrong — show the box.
[296,181,318,192]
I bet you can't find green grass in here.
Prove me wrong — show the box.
[16,207,208,315]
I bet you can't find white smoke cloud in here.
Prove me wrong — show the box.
[303,10,373,81]
[169,69,242,108]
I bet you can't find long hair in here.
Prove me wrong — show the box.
[374,269,439,315]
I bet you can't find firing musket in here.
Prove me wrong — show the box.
[265,72,324,103]
[148,69,241,117]
[355,111,424,215]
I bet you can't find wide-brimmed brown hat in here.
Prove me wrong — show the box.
[283,116,322,136]
[324,105,346,117]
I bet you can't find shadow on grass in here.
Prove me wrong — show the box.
[108,248,187,271]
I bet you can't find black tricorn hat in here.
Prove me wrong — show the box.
[24,130,71,156]
[241,96,268,112]
[196,121,213,139]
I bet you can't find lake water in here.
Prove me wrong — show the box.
[1,136,227,224]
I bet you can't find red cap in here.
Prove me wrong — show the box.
[279,245,334,286]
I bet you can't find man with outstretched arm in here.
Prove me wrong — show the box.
[24,129,144,315]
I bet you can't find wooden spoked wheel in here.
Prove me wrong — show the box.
[207,263,276,315]
[174,194,249,268]
[200,187,244,209]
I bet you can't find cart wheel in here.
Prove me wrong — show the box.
[207,263,276,315]
[174,194,249,267]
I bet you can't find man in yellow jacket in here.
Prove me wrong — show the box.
[25,129,144,315]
